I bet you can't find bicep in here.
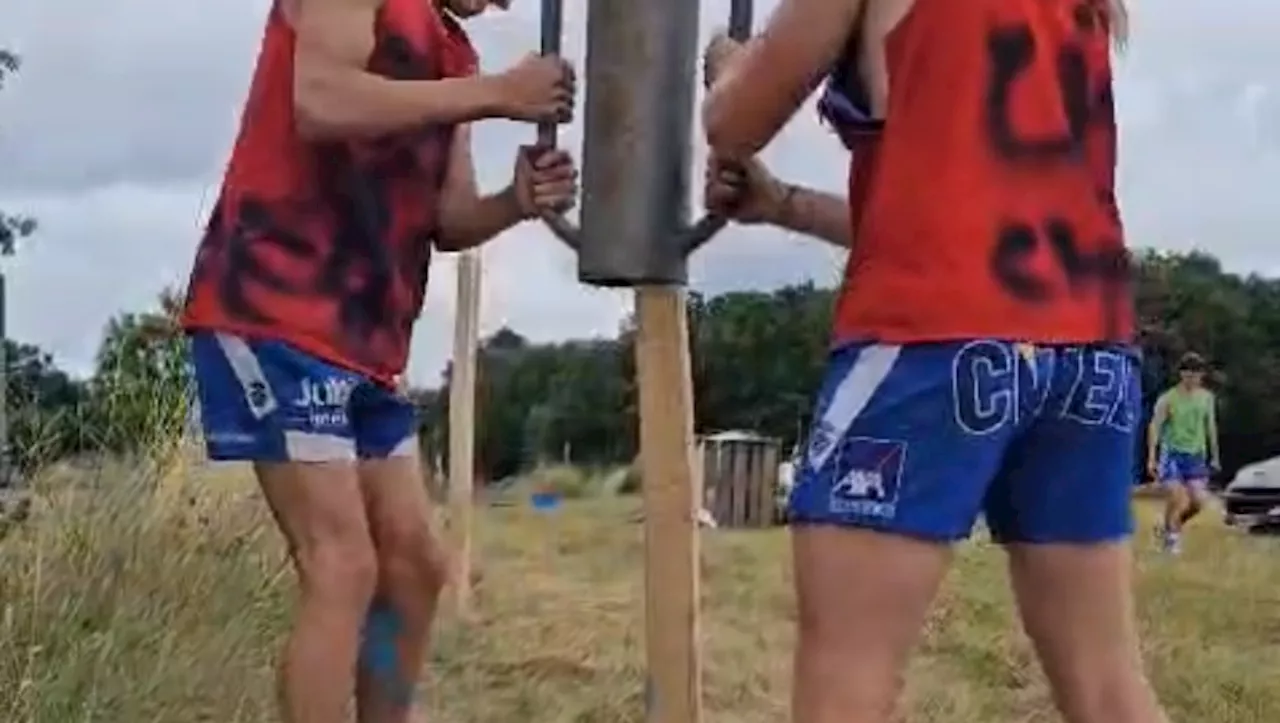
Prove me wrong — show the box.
[1149,397,1168,427]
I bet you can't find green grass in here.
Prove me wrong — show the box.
[3,461,1279,722]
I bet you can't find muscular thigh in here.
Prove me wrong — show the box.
[359,455,439,553]
[789,340,1020,700]
[347,380,442,565]
[188,331,383,568]
[255,460,373,585]
[1006,541,1143,711]
[792,525,949,694]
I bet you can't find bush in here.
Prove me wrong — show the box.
[616,464,642,495]
[525,464,595,499]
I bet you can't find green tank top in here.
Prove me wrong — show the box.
[1159,387,1213,456]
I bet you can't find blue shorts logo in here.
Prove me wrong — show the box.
[247,380,273,413]
[806,421,838,471]
[828,437,906,519]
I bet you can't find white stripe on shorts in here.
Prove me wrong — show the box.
[284,431,357,462]
[808,344,901,472]
[387,435,419,458]
[214,332,278,419]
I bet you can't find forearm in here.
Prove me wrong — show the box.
[295,70,503,141]
[436,186,524,252]
[767,184,852,248]
[703,0,860,158]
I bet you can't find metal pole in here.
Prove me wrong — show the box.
[537,1,757,720]
[537,0,581,248]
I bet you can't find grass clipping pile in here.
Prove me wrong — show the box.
[4,456,1280,722]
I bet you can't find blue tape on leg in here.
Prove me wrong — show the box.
[359,599,414,708]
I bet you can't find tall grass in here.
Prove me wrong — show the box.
[4,372,1280,722]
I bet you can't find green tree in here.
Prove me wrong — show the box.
[425,253,1280,486]
[83,288,190,457]
[689,284,832,448]
[5,340,88,471]
[0,50,36,254]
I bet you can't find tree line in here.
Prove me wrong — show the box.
[418,250,1280,484]
[4,290,188,474]
[5,251,1276,485]
[1,50,36,254]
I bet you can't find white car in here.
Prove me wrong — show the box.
[1221,457,1280,529]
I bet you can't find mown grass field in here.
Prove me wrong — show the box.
[3,459,1280,722]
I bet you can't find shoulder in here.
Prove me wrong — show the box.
[279,0,386,28]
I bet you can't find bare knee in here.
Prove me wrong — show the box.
[255,461,380,611]
[359,457,450,600]
[375,518,448,600]
[1187,486,1209,513]
[295,533,379,611]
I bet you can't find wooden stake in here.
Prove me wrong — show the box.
[633,286,702,723]
[448,250,481,616]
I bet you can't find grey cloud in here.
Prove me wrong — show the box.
[0,0,1275,383]
[0,1,271,193]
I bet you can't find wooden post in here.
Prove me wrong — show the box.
[633,286,702,723]
[448,250,481,616]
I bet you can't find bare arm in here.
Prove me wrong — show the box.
[705,156,851,248]
[768,184,852,248]
[1207,394,1221,466]
[290,0,503,139]
[435,126,524,252]
[703,0,865,158]
[1147,394,1169,465]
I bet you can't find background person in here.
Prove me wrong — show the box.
[1148,351,1220,555]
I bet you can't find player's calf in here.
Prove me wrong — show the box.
[356,456,452,723]
[357,533,448,723]
[1178,480,1210,525]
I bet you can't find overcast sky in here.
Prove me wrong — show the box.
[0,0,1276,385]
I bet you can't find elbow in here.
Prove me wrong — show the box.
[432,206,467,252]
[702,91,763,160]
[433,233,464,253]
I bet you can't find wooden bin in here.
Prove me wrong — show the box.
[700,430,782,528]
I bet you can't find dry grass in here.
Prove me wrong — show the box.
[3,460,1280,723]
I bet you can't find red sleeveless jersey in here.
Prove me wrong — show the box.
[829,0,1133,346]
[181,0,477,385]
